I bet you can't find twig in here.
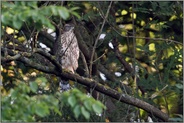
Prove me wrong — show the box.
[80,50,89,77]
[89,1,113,77]
[132,2,138,95]
[93,52,105,63]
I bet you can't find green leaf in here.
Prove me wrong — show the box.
[1,13,12,25]
[18,10,30,21]
[73,105,81,119]
[26,1,38,9]
[40,6,52,16]
[57,7,70,20]
[29,82,38,93]
[92,102,103,114]
[35,103,49,117]
[70,7,80,11]
[2,2,15,8]
[21,83,30,93]
[14,1,25,6]
[81,106,90,119]
[68,96,77,107]
[12,16,23,29]
[35,77,47,87]
[70,11,80,19]
[84,100,92,111]
[10,89,18,98]
[50,6,58,16]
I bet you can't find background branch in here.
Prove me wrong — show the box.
[89,1,113,77]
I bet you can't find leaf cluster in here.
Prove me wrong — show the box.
[60,89,106,120]
[1,1,80,30]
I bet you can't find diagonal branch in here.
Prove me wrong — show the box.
[61,70,169,122]
[111,38,146,94]
[112,38,134,74]
[1,46,169,121]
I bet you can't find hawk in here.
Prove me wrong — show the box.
[54,24,79,92]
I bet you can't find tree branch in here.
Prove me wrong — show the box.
[111,38,146,94]
[19,56,56,75]
[1,54,21,63]
[61,70,169,122]
[1,46,169,121]
[112,38,134,74]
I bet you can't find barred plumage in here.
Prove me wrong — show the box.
[54,24,79,92]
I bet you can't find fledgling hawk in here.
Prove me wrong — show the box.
[54,24,79,92]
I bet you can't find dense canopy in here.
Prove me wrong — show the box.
[1,1,183,122]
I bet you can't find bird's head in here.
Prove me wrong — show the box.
[63,24,74,32]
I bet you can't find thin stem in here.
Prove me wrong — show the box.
[89,1,113,77]
[132,2,138,94]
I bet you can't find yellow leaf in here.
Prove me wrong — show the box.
[130,13,136,19]
[121,10,128,15]
[1,65,3,71]
[6,27,14,34]
[105,118,110,122]
[18,36,26,42]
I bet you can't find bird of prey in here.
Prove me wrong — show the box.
[54,24,79,92]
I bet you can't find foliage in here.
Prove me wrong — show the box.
[1,77,61,122]
[1,77,105,122]
[60,88,106,120]
[1,1,79,30]
[1,1,183,122]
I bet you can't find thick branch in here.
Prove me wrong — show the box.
[61,71,169,122]
[19,57,56,75]
[1,47,57,75]
[1,46,168,121]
